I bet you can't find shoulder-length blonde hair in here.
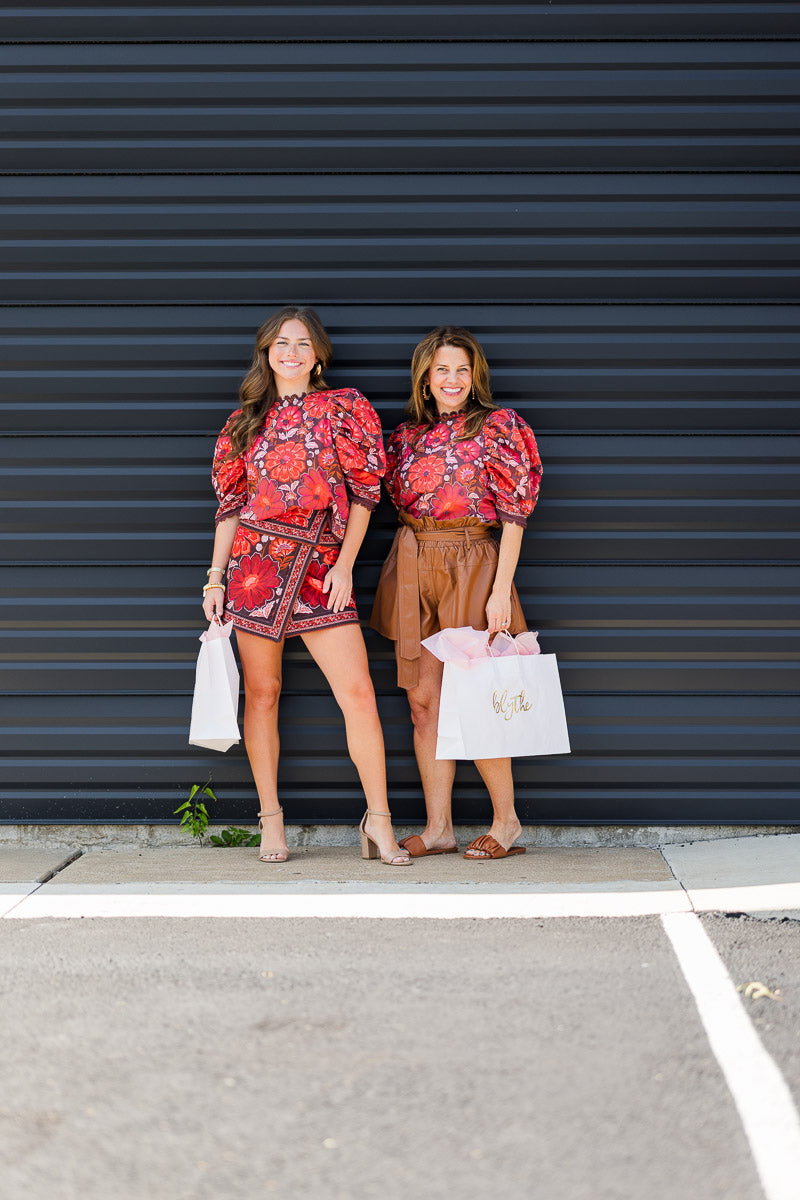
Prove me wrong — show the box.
[225,305,333,457]
[406,326,498,442]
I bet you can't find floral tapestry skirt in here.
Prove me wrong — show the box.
[224,508,360,641]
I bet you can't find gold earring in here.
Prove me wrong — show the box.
[422,382,430,400]
[471,383,475,401]
[313,363,322,378]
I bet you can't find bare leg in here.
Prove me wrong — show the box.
[404,648,458,852]
[235,629,288,861]
[465,757,523,855]
[301,623,409,864]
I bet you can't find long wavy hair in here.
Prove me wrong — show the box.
[406,326,498,442]
[225,306,333,457]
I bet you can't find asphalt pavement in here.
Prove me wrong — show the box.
[0,834,798,1200]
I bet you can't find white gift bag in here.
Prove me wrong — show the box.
[435,648,571,761]
[188,620,241,753]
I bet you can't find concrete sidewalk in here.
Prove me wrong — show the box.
[1,833,798,920]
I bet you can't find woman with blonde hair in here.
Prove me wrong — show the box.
[203,305,410,866]
[371,327,542,860]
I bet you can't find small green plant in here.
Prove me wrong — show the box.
[175,775,216,844]
[210,826,260,848]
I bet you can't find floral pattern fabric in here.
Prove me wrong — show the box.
[213,388,386,541]
[222,511,360,642]
[384,407,542,527]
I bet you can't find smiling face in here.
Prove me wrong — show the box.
[268,318,317,396]
[426,345,473,416]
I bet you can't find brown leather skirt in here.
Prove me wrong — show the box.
[369,515,526,690]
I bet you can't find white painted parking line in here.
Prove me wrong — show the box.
[5,883,691,919]
[687,883,800,918]
[663,836,800,918]
[662,912,800,1200]
[0,885,38,919]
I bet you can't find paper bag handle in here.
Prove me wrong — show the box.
[487,630,521,657]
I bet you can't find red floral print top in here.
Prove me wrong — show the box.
[213,388,386,541]
[385,407,542,527]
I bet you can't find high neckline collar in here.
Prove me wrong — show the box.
[276,391,308,405]
[437,407,466,422]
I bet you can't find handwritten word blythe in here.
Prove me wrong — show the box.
[492,688,533,722]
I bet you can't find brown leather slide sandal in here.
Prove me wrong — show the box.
[464,835,526,860]
[398,835,459,858]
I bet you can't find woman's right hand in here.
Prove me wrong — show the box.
[202,584,226,624]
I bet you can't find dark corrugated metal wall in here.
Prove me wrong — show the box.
[1,3,798,824]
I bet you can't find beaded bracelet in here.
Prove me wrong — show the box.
[207,565,226,576]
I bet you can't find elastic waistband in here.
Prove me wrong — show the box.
[412,526,492,544]
[398,515,493,543]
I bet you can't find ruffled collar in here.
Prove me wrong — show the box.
[437,407,467,423]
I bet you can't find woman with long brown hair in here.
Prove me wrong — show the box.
[202,305,410,865]
[370,327,542,860]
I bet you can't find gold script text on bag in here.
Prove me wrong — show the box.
[492,689,533,721]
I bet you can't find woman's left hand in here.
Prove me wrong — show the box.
[486,585,512,635]
[323,560,354,612]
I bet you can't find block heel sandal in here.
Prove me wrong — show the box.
[258,806,289,863]
[359,810,412,866]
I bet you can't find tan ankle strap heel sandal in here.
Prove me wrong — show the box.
[359,810,412,866]
[258,806,289,863]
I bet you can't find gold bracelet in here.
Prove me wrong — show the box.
[202,582,226,595]
[207,565,226,576]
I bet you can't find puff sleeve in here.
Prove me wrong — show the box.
[212,410,248,526]
[483,409,543,527]
[383,424,407,511]
[330,389,387,511]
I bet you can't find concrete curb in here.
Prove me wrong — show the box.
[2,836,799,919]
[2,822,798,851]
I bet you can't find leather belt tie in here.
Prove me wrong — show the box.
[395,518,493,690]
